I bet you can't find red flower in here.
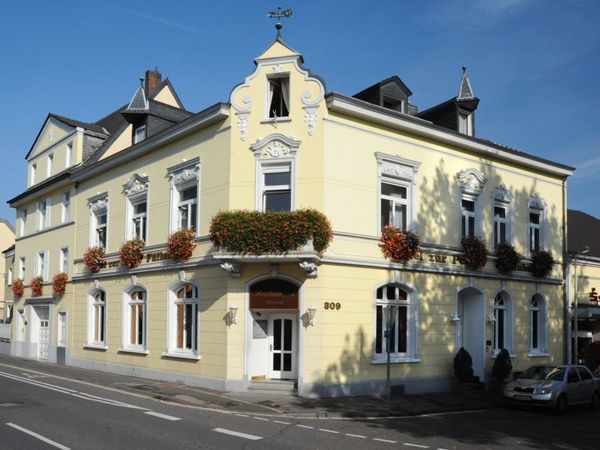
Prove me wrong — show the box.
[84,246,106,273]
[379,226,421,262]
[11,278,24,296]
[30,276,44,297]
[52,272,68,296]
[119,238,145,268]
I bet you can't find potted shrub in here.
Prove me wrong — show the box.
[379,226,421,263]
[492,348,512,381]
[529,249,554,278]
[454,347,474,383]
[461,236,488,270]
[119,237,145,268]
[30,276,44,297]
[84,246,106,273]
[11,278,24,296]
[495,242,520,275]
[167,228,197,263]
[52,272,68,296]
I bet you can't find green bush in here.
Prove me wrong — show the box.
[529,249,555,278]
[492,348,512,381]
[209,209,333,254]
[461,236,488,270]
[454,347,474,383]
[495,242,520,275]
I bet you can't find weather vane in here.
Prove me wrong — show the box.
[267,7,293,38]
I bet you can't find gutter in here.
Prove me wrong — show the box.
[326,93,574,178]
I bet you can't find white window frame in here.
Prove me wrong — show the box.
[61,191,71,223]
[59,247,69,274]
[528,194,547,255]
[7,267,13,286]
[373,282,419,363]
[36,251,49,281]
[458,112,473,136]
[168,160,200,234]
[37,198,50,230]
[492,186,513,249]
[493,204,508,248]
[266,73,290,120]
[47,153,53,178]
[20,208,27,236]
[30,163,36,186]
[65,142,73,168]
[529,208,542,254]
[461,197,477,239]
[18,257,25,280]
[493,291,513,355]
[529,294,547,355]
[122,286,147,352]
[258,161,293,212]
[123,174,150,241]
[128,194,148,241]
[87,289,107,348]
[457,168,487,242]
[165,282,200,358]
[88,196,108,249]
[57,311,67,348]
[134,124,147,144]
[376,153,420,235]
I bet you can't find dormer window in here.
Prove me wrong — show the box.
[134,124,147,144]
[382,96,405,113]
[47,153,53,177]
[30,163,37,186]
[268,75,289,118]
[458,112,474,136]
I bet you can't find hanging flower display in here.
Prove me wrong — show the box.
[167,228,197,263]
[461,236,488,270]
[30,276,44,297]
[119,237,145,268]
[52,272,68,296]
[495,242,521,275]
[529,249,555,278]
[11,278,24,296]
[379,226,421,263]
[84,246,106,273]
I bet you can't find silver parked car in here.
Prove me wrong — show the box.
[504,364,600,412]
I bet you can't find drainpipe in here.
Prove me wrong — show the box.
[562,178,570,364]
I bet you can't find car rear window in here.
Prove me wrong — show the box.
[577,367,592,381]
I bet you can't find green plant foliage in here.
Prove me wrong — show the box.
[461,236,488,270]
[492,348,512,381]
[454,347,474,383]
[209,209,333,254]
[379,226,421,263]
[495,242,521,275]
[529,249,555,278]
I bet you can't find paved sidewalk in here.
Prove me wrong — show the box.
[0,354,502,418]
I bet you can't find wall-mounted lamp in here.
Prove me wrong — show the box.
[487,313,496,323]
[229,305,238,325]
[450,312,461,322]
[307,305,317,326]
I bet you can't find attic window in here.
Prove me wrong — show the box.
[382,96,404,113]
[134,125,147,144]
[268,75,289,119]
[458,112,473,136]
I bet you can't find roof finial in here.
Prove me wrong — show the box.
[458,65,475,100]
[139,78,144,88]
[267,7,293,39]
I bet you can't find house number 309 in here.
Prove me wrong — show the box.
[324,302,341,310]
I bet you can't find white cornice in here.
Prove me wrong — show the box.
[326,94,574,178]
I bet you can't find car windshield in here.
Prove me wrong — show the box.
[546,367,566,381]
[518,365,558,380]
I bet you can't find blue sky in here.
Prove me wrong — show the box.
[1,0,599,224]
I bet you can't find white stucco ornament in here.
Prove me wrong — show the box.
[457,168,487,196]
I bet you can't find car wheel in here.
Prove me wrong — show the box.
[555,394,567,413]
[591,392,600,410]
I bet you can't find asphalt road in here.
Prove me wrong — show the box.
[0,360,598,449]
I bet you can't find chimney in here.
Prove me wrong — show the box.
[144,68,162,96]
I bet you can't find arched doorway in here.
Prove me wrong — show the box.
[457,287,485,381]
[248,279,299,381]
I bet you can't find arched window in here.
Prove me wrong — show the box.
[493,292,512,353]
[123,287,147,351]
[374,283,418,361]
[529,294,547,354]
[167,283,199,357]
[87,289,106,347]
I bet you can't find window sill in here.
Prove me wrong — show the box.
[84,343,107,351]
[118,347,149,355]
[490,352,516,358]
[161,351,200,361]
[260,117,292,124]
[372,356,421,364]
[528,351,550,358]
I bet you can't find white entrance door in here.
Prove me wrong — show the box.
[37,306,50,360]
[458,288,485,381]
[268,314,297,380]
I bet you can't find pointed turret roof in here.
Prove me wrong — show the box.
[458,66,476,100]
[126,81,149,112]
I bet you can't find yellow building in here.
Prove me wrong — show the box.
[9,35,576,395]
[0,220,15,321]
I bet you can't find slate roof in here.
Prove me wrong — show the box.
[568,210,600,258]
[126,85,149,112]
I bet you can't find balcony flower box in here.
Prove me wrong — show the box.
[119,237,145,268]
[167,228,196,263]
[495,242,520,275]
[84,246,106,273]
[11,278,24,296]
[529,249,555,278]
[379,226,421,263]
[461,236,488,270]
[30,276,44,297]
[52,272,68,296]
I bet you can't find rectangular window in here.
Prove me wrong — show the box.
[458,112,473,136]
[529,210,541,253]
[7,267,13,286]
[62,191,71,223]
[20,208,27,236]
[65,142,73,168]
[60,247,69,274]
[127,290,146,349]
[261,164,291,212]
[47,153,53,177]
[131,198,147,240]
[375,304,408,354]
[381,182,408,230]
[134,125,147,144]
[461,199,476,238]
[38,199,50,230]
[57,312,67,347]
[493,205,507,248]
[96,212,107,248]
[36,251,48,281]
[30,163,36,186]
[268,75,290,118]
[19,257,25,280]
[178,185,198,230]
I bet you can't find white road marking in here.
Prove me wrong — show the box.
[213,427,263,441]
[403,444,429,448]
[273,420,291,425]
[319,428,339,434]
[296,424,314,429]
[234,414,248,418]
[144,411,181,421]
[252,416,270,421]
[374,437,397,443]
[346,433,367,439]
[6,423,70,450]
